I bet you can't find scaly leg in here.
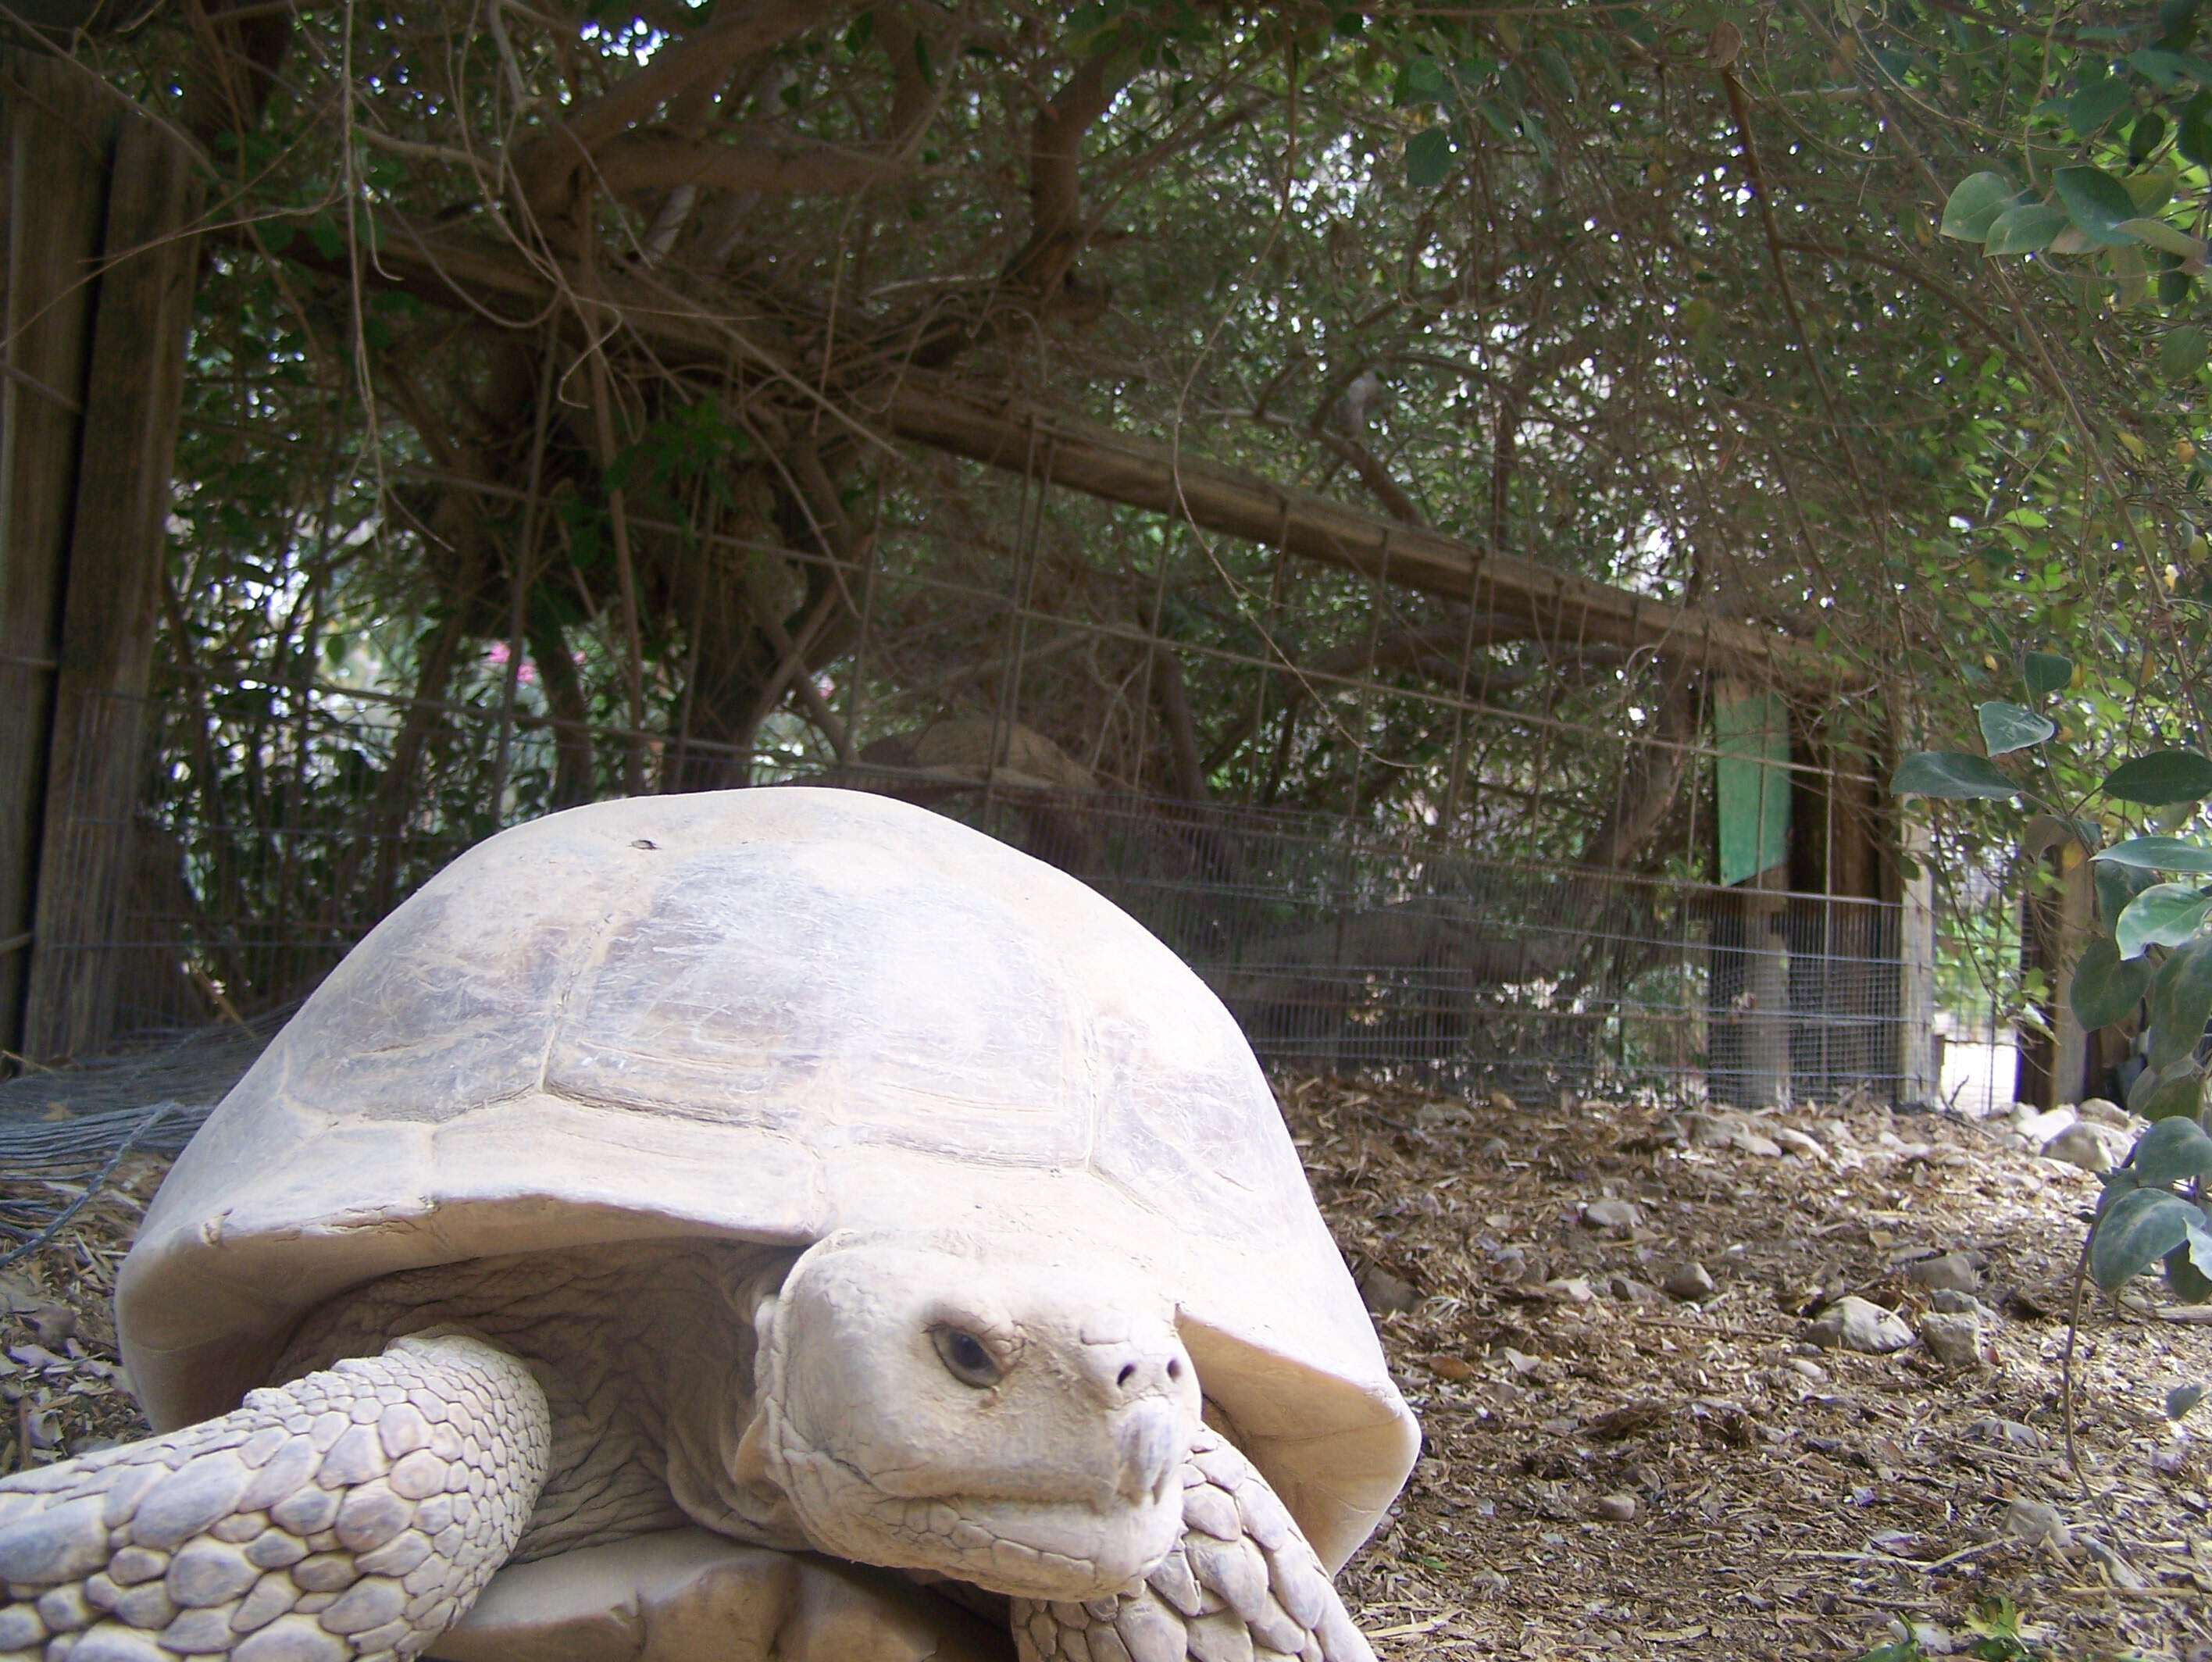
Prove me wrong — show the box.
[0,1333,548,1662]
[1010,1425,1374,1662]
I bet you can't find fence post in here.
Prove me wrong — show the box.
[2,53,201,1062]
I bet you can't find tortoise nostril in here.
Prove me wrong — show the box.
[1117,1362,1137,1389]
[1167,1357,1183,1381]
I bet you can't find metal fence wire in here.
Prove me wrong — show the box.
[29,685,1913,1107]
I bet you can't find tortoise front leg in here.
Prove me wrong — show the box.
[1010,1425,1373,1662]
[0,1333,548,1662]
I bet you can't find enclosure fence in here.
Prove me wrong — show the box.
[20,681,1925,1107]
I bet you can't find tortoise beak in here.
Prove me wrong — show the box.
[1115,1398,1184,1505]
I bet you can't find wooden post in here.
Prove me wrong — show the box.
[1887,693,1939,1105]
[2,53,201,1061]
[2015,818,2095,1109]
[0,56,109,1057]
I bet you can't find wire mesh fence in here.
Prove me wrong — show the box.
[20,682,1925,1107]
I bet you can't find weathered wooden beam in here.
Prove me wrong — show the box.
[18,86,202,1061]
[295,216,1850,688]
[1,54,112,1058]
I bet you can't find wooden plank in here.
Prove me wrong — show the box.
[0,52,112,1058]
[20,98,200,1061]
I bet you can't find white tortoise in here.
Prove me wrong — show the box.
[0,788,1419,1662]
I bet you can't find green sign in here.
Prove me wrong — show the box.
[1715,689,1791,886]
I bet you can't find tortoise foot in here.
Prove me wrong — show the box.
[1008,1425,1373,1662]
[0,1335,548,1662]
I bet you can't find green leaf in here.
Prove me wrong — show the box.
[1983,203,2068,255]
[1405,127,1454,187]
[2025,650,2075,697]
[2150,933,2212,1065]
[305,213,344,261]
[2098,858,2156,928]
[2117,883,2212,958]
[2167,1382,2210,1418]
[2132,109,2171,165]
[1889,751,2021,800]
[2122,216,2206,258]
[2162,326,2210,380]
[2073,935,2155,1029]
[2090,1186,2200,1288]
[2131,1056,2208,1119]
[2167,1239,2212,1300]
[2182,91,2212,166]
[2053,165,2141,245]
[1978,701,2054,754]
[1395,55,1450,106]
[2068,73,2135,136]
[2103,748,2212,803]
[2129,1115,2212,1185]
[1940,172,2018,242]
[2095,835,2212,872]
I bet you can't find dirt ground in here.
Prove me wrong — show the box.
[5,1075,2210,1660]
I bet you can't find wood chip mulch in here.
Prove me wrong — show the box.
[5,1077,2210,1660]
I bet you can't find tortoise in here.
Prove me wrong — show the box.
[0,788,1419,1662]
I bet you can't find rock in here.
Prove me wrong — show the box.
[1355,1262,1421,1316]
[2041,1121,2128,1173]
[2016,1106,2077,1145]
[1917,1311,1984,1368]
[1661,1261,1717,1301]
[1579,1198,1642,1233]
[1772,1128,1828,1161]
[24,1305,77,1346]
[1928,1287,2000,1324]
[1543,1276,1595,1304]
[1785,1357,1828,1382]
[1803,1296,1914,1354]
[1593,1493,1637,1521]
[1905,1252,1980,1295]
[2076,1097,2132,1129]
[1606,1275,1659,1304]
[1966,1416,2044,1450]
[2001,1498,2072,1549]
[1677,1111,1740,1147]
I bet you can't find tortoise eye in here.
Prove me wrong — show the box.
[933,1326,1002,1388]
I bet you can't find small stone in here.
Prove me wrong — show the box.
[1593,1493,1637,1521]
[1928,1287,2000,1324]
[27,1307,78,1346]
[1543,1276,1595,1304]
[1803,1296,1914,1354]
[2042,1122,2121,1173]
[1607,1275,1659,1303]
[2002,1499,2072,1549]
[1786,1357,1828,1382]
[2077,1097,2132,1128]
[1661,1262,1717,1301]
[1906,1253,1980,1295]
[1918,1312,1984,1368]
[1580,1198,1641,1232]
[1966,1416,2044,1450]
[1354,1264,1420,1317]
[2015,1106,2076,1145]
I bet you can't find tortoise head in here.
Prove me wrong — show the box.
[746,1231,1200,1600]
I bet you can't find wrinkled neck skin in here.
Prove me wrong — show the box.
[749,1231,1202,1603]
[279,1239,801,1561]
